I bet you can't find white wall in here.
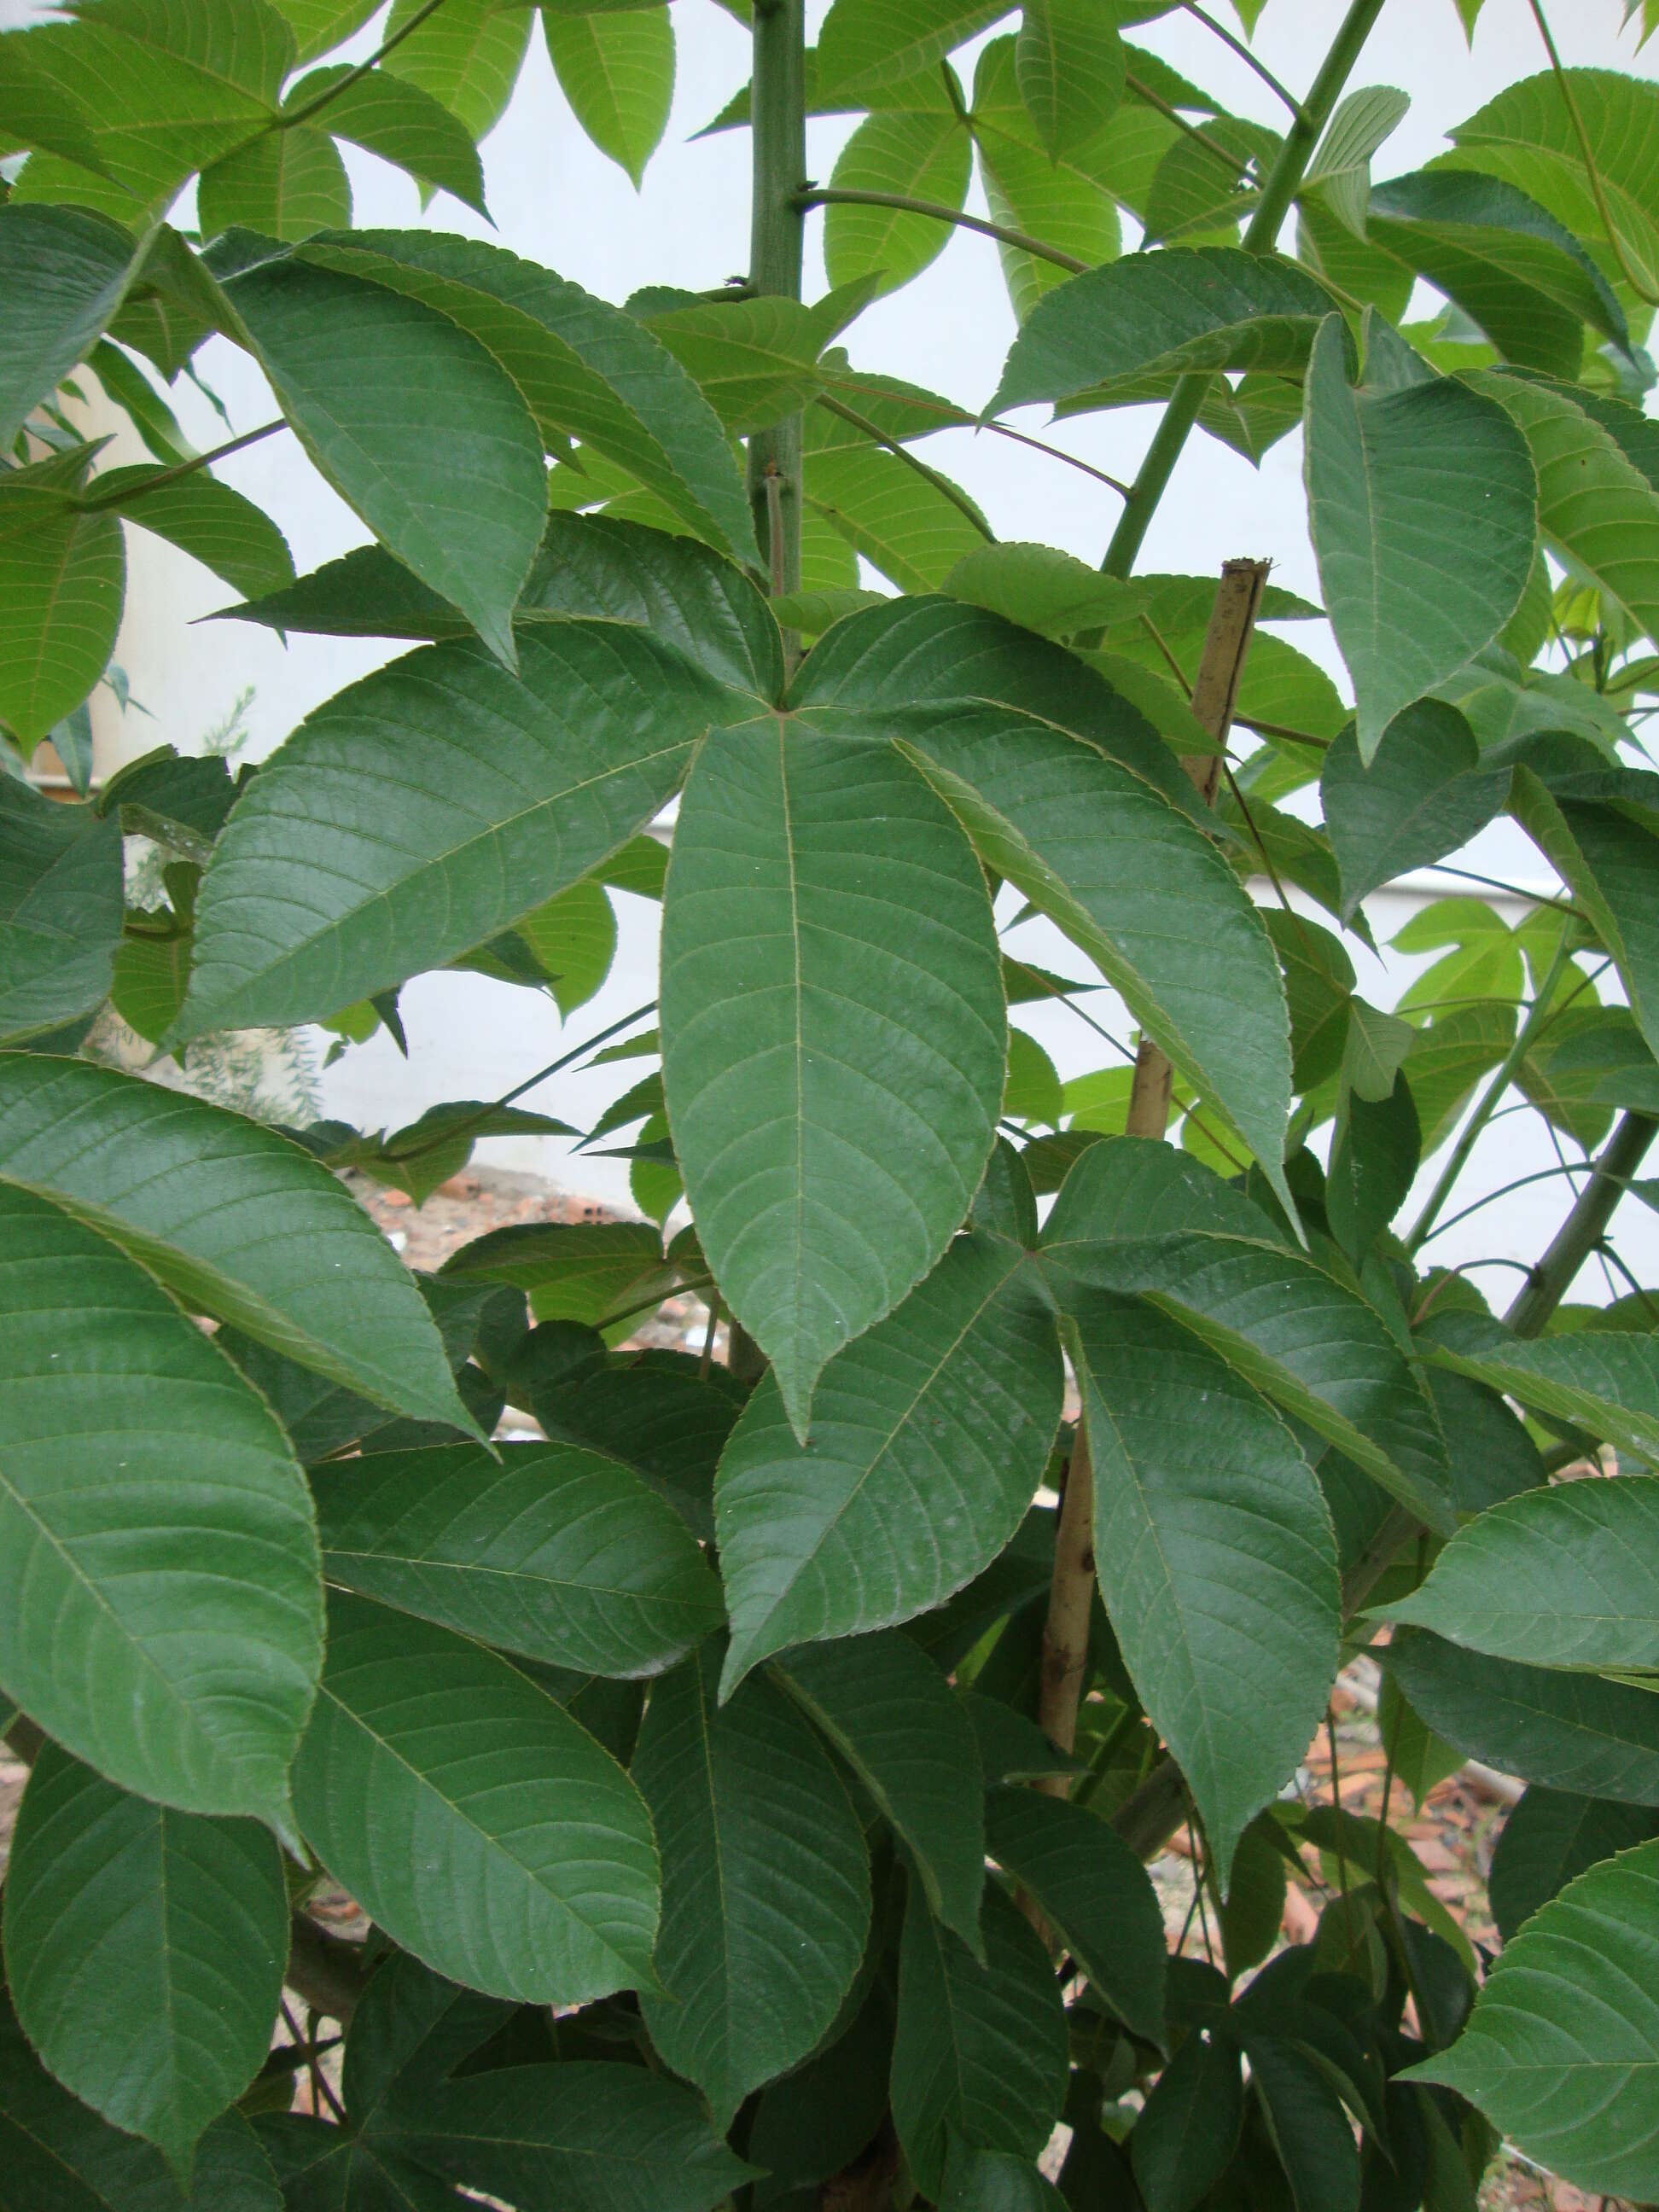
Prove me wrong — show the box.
[76,0,1659,1305]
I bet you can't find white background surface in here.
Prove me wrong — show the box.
[37,0,1659,1304]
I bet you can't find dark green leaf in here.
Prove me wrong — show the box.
[1325,1073,1420,1264]
[1489,1785,1659,1943]
[0,781,123,1044]
[0,458,125,751]
[777,1632,986,1951]
[1129,2029,1243,2212]
[3,1743,287,2170]
[941,2140,1066,2210]
[983,1784,1166,2044]
[1385,1627,1659,1804]
[311,1438,724,1677]
[0,1181,322,1825]
[291,1590,660,2004]
[0,205,140,446]
[1407,1837,1659,2199]
[1303,312,1537,760]
[715,1231,1062,1687]
[178,625,738,1038]
[890,1880,1069,2199]
[1249,2034,1359,2212]
[661,719,1006,1435]
[1423,1311,1659,1466]
[634,1640,870,2126]
[1320,701,1508,922]
[1068,1292,1339,1878]
[0,1053,469,1426]
[93,463,294,602]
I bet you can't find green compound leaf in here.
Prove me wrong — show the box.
[1302,311,1537,761]
[1389,1476,1659,1672]
[0,1181,322,1825]
[634,1639,870,2127]
[3,1743,288,2173]
[291,1590,660,2005]
[661,719,1006,1437]
[178,624,740,1039]
[0,1053,469,1429]
[311,1438,724,1679]
[776,1631,987,1953]
[1408,1838,1659,2200]
[890,1878,1069,2200]
[714,1231,1062,1690]
[1068,1292,1340,1882]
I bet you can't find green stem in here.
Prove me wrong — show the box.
[748,0,807,608]
[1417,1160,1647,1247]
[79,419,284,509]
[1102,0,1388,577]
[1405,929,1573,1253]
[1504,1109,1659,1339]
[795,187,1089,276]
[282,0,455,127]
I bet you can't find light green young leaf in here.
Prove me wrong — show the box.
[1406,1839,1659,2199]
[0,1182,323,1826]
[543,5,674,189]
[0,780,124,1044]
[806,442,991,592]
[990,247,1331,415]
[824,105,972,298]
[381,0,534,143]
[1302,312,1538,761]
[982,1784,1167,2044]
[891,1880,1069,2200]
[974,123,1122,322]
[646,295,830,433]
[661,719,1006,1436]
[715,1231,1062,1687]
[1014,0,1123,160]
[197,125,352,241]
[0,1052,473,1427]
[218,247,546,667]
[0,204,143,447]
[1389,1476,1659,1673]
[1069,1291,1340,1881]
[635,1639,870,2127]
[3,1743,288,2173]
[1301,85,1409,236]
[292,1590,660,2004]
[816,0,1011,101]
[311,1438,725,1677]
[287,64,491,213]
[776,1631,987,1952]
[267,0,379,67]
[178,624,740,1039]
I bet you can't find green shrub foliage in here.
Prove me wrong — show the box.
[3,0,1659,2203]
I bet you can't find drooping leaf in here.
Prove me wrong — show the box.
[1385,1627,1659,1804]
[714,1230,1062,1688]
[1510,769,1659,1067]
[1130,2029,1244,2212]
[1407,1838,1659,2199]
[982,1784,1167,2045]
[1014,0,1123,160]
[1068,1291,1340,1879]
[287,64,490,213]
[531,1357,738,1542]
[92,463,294,602]
[0,1989,282,2212]
[1301,85,1410,238]
[381,0,533,143]
[197,125,353,242]
[1302,311,1537,760]
[1040,1142,1455,1529]
[1320,701,1509,921]
[634,1639,870,2127]
[940,2140,1067,2211]
[0,204,141,446]
[990,247,1331,415]
[291,1590,660,2004]
[217,247,549,667]
[776,1632,987,1951]
[543,5,674,188]
[0,780,124,1044]
[661,718,1006,1435]
[1488,1786,1659,1943]
[890,1879,1069,2200]
[311,1438,724,1678]
[972,107,1122,323]
[0,458,125,751]
[0,1181,322,1825]
[1249,2033,1361,2212]
[290,230,756,567]
[816,0,1009,102]
[1423,1311,1659,1466]
[178,625,741,1039]
[3,1743,288,2171]
[0,1053,469,1427]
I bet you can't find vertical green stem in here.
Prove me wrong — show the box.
[746,0,806,605]
[1504,1109,1659,1339]
[1101,0,1388,577]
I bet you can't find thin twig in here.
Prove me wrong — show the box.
[1125,70,1256,183]
[794,187,1089,275]
[813,393,992,538]
[1178,0,1307,119]
[282,0,457,127]
[79,420,285,509]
